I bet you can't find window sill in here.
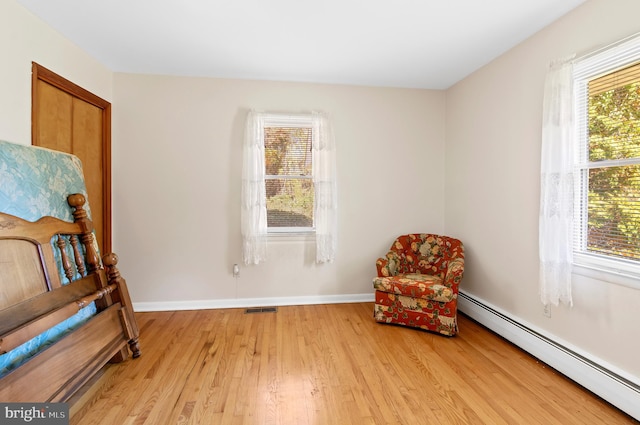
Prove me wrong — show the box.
[573,254,640,290]
[267,232,315,243]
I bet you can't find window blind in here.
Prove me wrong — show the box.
[264,126,314,229]
[573,33,640,262]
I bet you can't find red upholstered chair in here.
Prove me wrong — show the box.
[373,234,464,336]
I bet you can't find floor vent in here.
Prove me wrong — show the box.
[245,307,278,314]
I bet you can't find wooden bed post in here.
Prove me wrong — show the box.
[67,193,140,360]
[67,194,101,273]
[67,194,113,312]
[103,253,141,358]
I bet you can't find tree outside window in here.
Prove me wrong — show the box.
[580,62,640,261]
[264,126,314,231]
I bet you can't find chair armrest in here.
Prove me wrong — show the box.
[444,257,464,289]
[376,251,400,277]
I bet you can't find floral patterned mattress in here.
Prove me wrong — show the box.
[0,140,98,377]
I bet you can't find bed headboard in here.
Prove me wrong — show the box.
[0,140,140,402]
[0,197,140,402]
[0,194,96,306]
[0,194,114,354]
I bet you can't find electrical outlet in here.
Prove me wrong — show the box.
[233,263,240,277]
[543,304,551,318]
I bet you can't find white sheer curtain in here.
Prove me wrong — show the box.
[241,111,337,264]
[241,111,267,265]
[312,112,338,263]
[539,55,576,307]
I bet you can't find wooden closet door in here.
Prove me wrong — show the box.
[31,62,112,255]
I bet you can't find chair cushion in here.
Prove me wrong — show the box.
[372,274,454,303]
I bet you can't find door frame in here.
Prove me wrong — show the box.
[31,62,113,254]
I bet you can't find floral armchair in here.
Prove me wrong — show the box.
[373,234,464,336]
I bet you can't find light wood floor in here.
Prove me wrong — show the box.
[69,303,637,424]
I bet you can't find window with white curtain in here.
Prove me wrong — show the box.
[241,111,337,265]
[573,35,640,283]
[540,35,640,305]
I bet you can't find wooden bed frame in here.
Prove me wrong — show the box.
[0,193,140,402]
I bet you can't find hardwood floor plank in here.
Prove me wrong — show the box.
[70,303,637,425]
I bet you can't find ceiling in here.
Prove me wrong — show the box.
[16,0,586,89]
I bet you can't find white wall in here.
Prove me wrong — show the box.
[0,0,113,146]
[112,74,446,306]
[445,0,640,382]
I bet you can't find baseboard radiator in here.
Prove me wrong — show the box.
[457,291,640,421]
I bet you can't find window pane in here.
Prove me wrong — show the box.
[588,65,640,162]
[266,178,314,228]
[587,164,640,260]
[265,127,312,177]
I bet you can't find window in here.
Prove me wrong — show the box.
[241,111,337,265]
[264,119,314,233]
[573,36,640,279]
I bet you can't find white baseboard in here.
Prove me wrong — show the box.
[458,290,640,421]
[133,293,375,313]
